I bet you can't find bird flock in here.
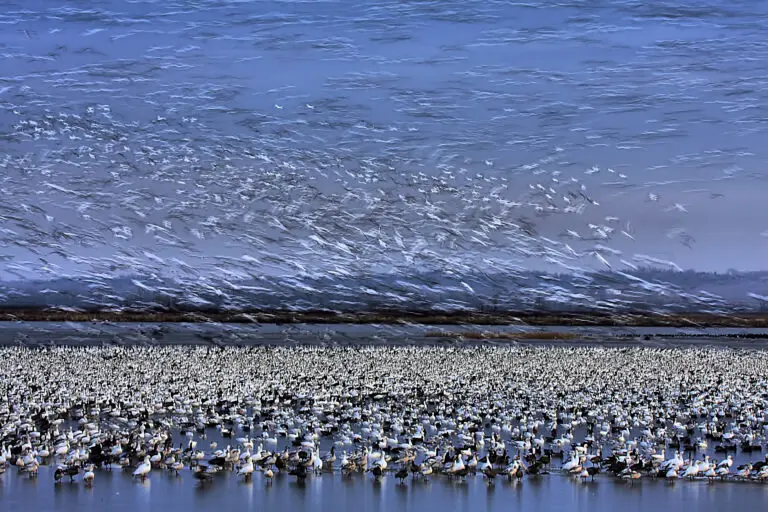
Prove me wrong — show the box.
[1,123,712,314]
[2,0,767,326]
[2,344,768,490]
[0,1,745,316]
[0,108,748,316]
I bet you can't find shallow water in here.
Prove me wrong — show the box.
[4,464,768,512]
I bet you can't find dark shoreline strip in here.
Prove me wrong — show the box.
[0,308,766,327]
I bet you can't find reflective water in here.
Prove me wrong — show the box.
[3,465,768,512]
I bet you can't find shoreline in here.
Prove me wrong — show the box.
[2,319,768,347]
[1,308,768,327]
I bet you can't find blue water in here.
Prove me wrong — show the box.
[4,465,768,512]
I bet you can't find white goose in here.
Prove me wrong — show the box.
[682,460,699,480]
[237,456,254,479]
[133,456,151,479]
[312,449,323,475]
[562,453,580,472]
[717,455,733,470]
[83,464,95,486]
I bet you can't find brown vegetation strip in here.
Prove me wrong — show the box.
[0,308,767,327]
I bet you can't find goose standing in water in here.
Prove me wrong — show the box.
[237,456,254,480]
[133,456,151,480]
[682,461,699,480]
[312,449,323,475]
[622,471,641,485]
[193,466,214,484]
[83,465,95,486]
[289,464,307,481]
[322,447,336,470]
[562,453,580,472]
[717,456,733,471]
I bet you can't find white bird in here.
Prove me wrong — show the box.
[682,461,699,479]
[133,456,151,479]
[83,465,95,486]
[717,456,733,470]
[670,203,687,213]
[562,454,579,472]
[237,457,254,479]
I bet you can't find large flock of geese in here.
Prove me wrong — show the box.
[0,34,734,316]
[2,344,768,491]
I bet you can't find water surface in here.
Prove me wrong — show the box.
[3,465,768,512]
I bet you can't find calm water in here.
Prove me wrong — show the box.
[3,464,768,512]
